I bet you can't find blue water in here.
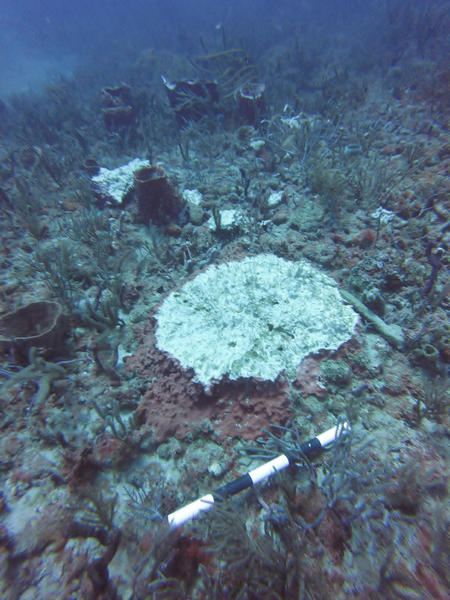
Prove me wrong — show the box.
[3,0,445,97]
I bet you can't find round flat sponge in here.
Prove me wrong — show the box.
[155,254,358,388]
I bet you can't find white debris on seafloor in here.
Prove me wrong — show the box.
[371,206,396,224]
[206,208,245,231]
[182,189,203,205]
[267,190,284,207]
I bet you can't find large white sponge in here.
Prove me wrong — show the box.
[155,254,358,388]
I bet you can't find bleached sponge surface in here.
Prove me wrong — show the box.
[92,158,149,203]
[155,254,358,388]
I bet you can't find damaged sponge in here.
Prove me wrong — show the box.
[155,254,358,388]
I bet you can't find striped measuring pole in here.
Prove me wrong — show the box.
[168,422,350,529]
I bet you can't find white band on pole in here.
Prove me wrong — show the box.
[316,422,350,448]
[248,454,290,485]
[168,494,215,529]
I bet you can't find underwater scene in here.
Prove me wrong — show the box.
[0,0,449,598]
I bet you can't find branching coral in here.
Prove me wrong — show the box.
[0,347,67,404]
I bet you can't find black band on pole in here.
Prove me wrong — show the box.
[167,423,350,529]
[213,473,253,501]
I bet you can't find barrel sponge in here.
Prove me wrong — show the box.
[155,254,358,388]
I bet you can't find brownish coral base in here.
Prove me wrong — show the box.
[125,321,293,443]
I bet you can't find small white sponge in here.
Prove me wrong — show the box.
[92,158,149,203]
[155,254,358,388]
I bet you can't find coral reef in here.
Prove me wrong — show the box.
[0,3,448,597]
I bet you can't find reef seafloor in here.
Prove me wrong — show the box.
[0,24,449,600]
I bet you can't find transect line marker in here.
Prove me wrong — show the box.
[168,422,350,529]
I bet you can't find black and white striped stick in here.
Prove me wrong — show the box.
[168,422,350,529]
